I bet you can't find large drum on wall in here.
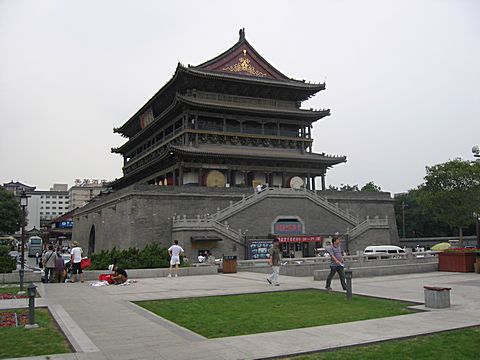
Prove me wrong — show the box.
[289,176,304,189]
[204,170,226,187]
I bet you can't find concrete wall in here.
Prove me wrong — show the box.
[73,185,399,259]
[321,191,399,244]
[73,185,248,254]
[313,262,438,280]
[1,266,218,284]
[237,254,438,278]
[1,271,41,285]
[349,228,393,253]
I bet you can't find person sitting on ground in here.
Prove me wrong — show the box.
[108,264,128,284]
[197,252,206,263]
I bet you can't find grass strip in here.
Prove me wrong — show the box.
[284,327,480,360]
[136,289,415,338]
[0,286,21,295]
[0,308,71,359]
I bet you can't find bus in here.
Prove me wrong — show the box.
[28,236,43,257]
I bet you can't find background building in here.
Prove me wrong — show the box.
[27,184,69,231]
[68,179,109,211]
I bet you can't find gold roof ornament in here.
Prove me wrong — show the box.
[222,49,267,77]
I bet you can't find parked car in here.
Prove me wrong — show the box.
[364,245,405,259]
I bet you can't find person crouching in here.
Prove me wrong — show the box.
[108,264,128,284]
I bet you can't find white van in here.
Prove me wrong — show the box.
[363,245,405,258]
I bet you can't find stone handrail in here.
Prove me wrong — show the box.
[237,251,439,268]
[172,217,245,247]
[210,190,266,221]
[210,187,359,225]
[346,217,389,240]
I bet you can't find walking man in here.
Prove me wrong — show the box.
[325,235,347,291]
[168,240,184,278]
[43,245,56,283]
[267,238,282,286]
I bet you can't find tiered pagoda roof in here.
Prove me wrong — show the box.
[114,29,327,139]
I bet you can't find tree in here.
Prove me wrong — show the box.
[328,184,359,191]
[416,159,480,245]
[328,182,381,192]
[361,181,382,192]
[0,188,21,235]
[394,189,451,238]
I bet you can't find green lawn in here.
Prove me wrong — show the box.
[0,308,71,359]
[136,289,415,338]
[284,327,480,360]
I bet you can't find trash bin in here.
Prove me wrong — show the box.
[222,255,237,273]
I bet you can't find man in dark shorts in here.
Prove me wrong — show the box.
[70,241,84,283]
[109,264,128,284]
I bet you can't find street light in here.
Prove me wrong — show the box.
[472,145,479,158]
[401,201,408,238]
[19,190,28,294]
[474,211,480,249]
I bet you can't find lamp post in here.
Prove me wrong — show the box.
[19,190,29,294]
[474,211,480,249]
[401,201,408,238]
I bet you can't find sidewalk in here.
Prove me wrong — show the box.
[2,271,479,360]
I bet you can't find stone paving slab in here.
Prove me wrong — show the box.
[1,271,479,360]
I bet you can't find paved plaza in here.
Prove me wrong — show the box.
[2,271,480,360]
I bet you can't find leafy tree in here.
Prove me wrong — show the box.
[394,189,451,238]
[328,182,381,192]
[0,244,16,273]
[328,184,359,191]
[0,188,21,235]
[416,159,480,245]
[361,181,382,192]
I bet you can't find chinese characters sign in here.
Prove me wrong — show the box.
[277,236,322,243]
[273,220,303,235]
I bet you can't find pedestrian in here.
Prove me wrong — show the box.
[108,264,128,284]
[325,235,347,291]
[267,238,282,286]
[42,245,56,283]
[35,252,39,265]
[206,250,216,264]
[168,240,184,278]
[70,241,84,283]
[55,251,65,283]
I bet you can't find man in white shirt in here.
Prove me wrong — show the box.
[70,241,84,283]
[168,240,184,278]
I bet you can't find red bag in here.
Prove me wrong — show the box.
[98,274,115,284]
[80,257,92,270]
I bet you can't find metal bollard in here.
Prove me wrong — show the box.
[25,283,38,329]
[19,268,25,294]
[345,269,353,300]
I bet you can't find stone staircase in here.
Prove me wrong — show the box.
[210,187,359,225]
[172,216,245,247]
[346,217,389,240]
[172,187,371,249]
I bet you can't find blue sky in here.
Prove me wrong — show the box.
[1,0,479,193]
